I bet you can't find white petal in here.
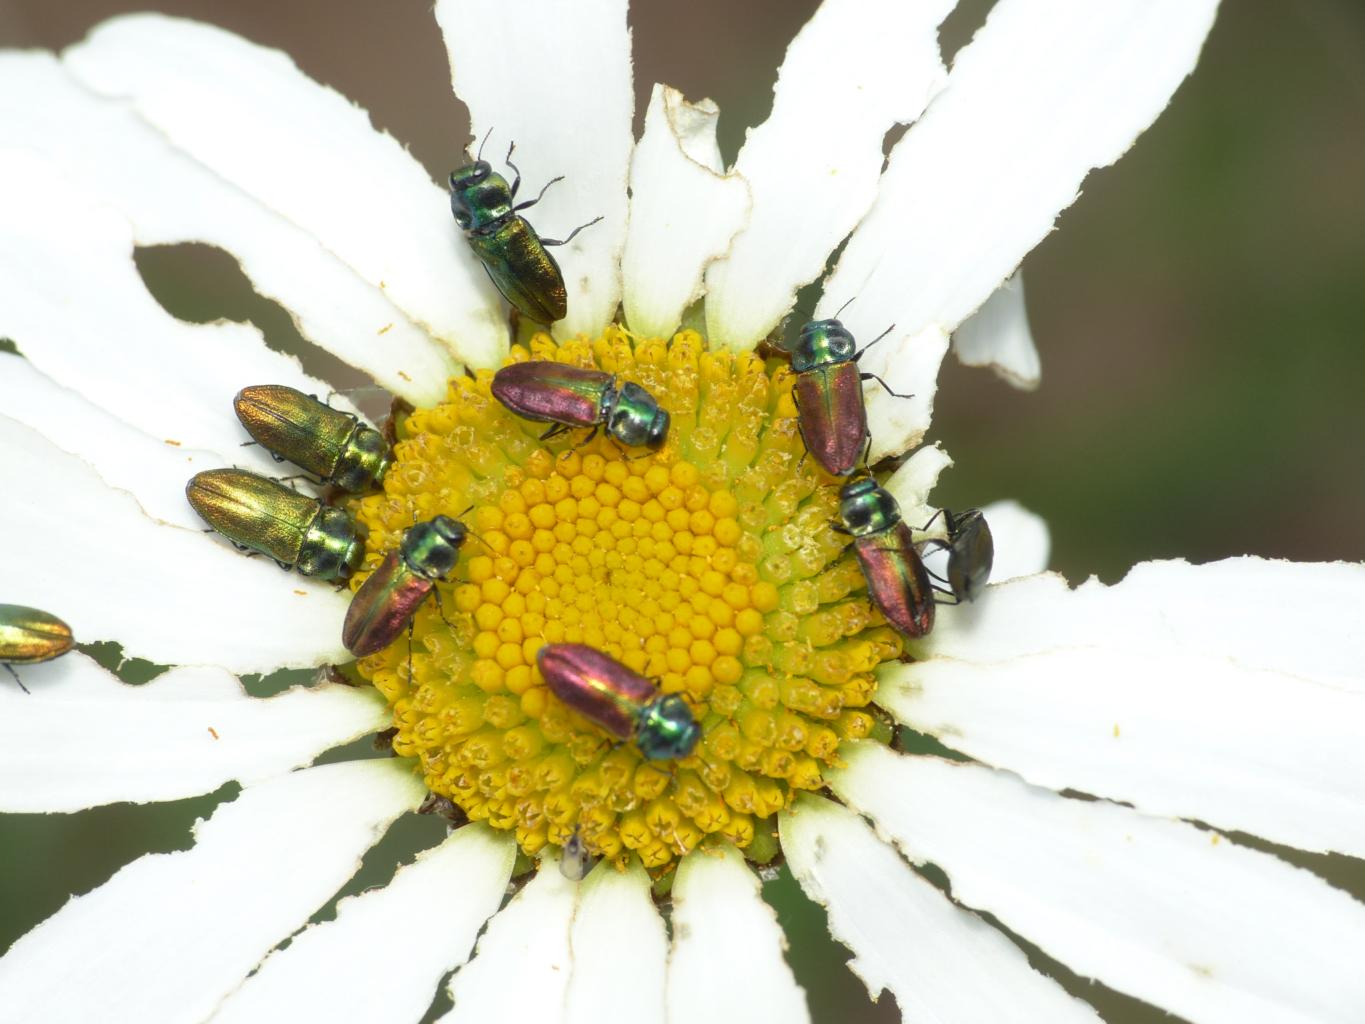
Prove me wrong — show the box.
[621,85,750,339]
[951,273,1040,389]
[435,0,632,340]
[0,653,386,813]
[442,863,576,1022]
[0,52,458,402]
[0,416,349,673]
[885,647,1365,859]
[64,15,506,371]
[0,352,226,530]
[565,860,667,1024]
[780,794,1101,1022]
[213,825,515,1024]
[864,324,951,461]
[822,0,1217,369]
[0,759,424,1024]
[0,150,332,472]
[979,498,1050,581]
[831,748,1365,1024]
[667,846,809,1024]
[704,0,955,349]
[921,558,1365,695]
[883,442,953,526]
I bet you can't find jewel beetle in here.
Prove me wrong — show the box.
[921,507,994,604]
[836,477,935,640]
[342,515,468,658]
[491,361,669,449]
[186,468,363,580]
[234,385,390,492]
[536,643,700,761]
[0,604,74,693]
[449,141,601,324]
[789,317,911,477]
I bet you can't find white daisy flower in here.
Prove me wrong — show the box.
[3,2,1361,1023]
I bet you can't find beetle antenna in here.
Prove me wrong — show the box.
[831,294,856,320]
[854,324,896,366]
[475,125,494,162]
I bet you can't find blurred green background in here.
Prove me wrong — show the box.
[1,1,1362,1021]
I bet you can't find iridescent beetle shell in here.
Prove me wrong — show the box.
[790,318,867,477]
[0,605,74,666]
[838,478,935,639]
[491,362,670,449]
[342,515,468,657]
[234,385,390,492]
[940,507,994,603]
[450,160,566,324]
[186,468,362,580]
[536,643,700,761]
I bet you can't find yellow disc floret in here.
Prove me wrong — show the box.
[350,327,902,873]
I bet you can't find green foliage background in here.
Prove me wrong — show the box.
[1,1,1362,1021]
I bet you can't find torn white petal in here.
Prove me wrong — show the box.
[0,151,334,472]
[952,273,1040,389]
[862,324,950,461]
[832,748,1365,1024]
[436,0,632,340]
[883,646,1365,859]
[883,442,953,528]
[0,416,349,673]
[0,653,387,813]
[921,558,1365,696]
[705,0,955,349]
[780,794,1100,1022]
[0,352,232,530]
[824,0,1217,348]
[564,859,667,1024]
[622,85,750,340]
[214,825,515,1024]
[64,15,506,371]
[441,862,576,1022]
[667,846,809,1024]
[0,53,459,401]
[0,760,424,1024]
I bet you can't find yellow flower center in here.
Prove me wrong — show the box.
[350,327,901,872]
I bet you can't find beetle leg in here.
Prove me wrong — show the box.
[829,520,852,536]
[504,140,522,198]
[540,422,572,441]
[542,215,604,248]
[570,425,601,451]
[915,509,948,534]
[3,664,31,695]
[860,372,913,400]
[274,559,292,572]
[430,586,458,632]
[513,174,565,212]
[930,585,961,606]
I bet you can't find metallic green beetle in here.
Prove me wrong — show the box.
[234,385,390,493]
[186,468,363,580]
[342,515,468,657]
[790,317,909,477]
[0,605,75,693]
[836,477,935,640]
[449,141,601,324]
